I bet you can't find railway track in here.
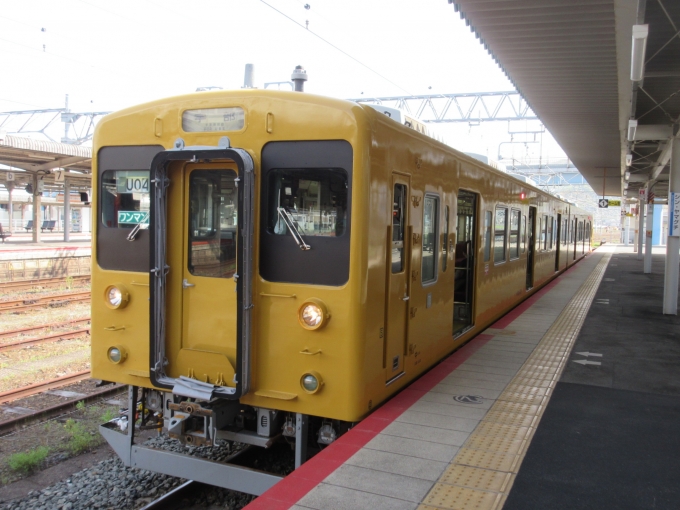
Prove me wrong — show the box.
[0,290,91,312]
[1,275,91,292]
[0,327,90,352]
[0,370,92,405]
[0,382,126,436]
[0,317,91,339]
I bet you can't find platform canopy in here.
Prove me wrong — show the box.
[0,132,92,189]
[451,0,680,199]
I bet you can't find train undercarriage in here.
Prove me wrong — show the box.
[100,385,350,496]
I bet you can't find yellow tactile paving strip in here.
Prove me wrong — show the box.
[419,252,611,510]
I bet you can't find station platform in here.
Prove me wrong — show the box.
[245,244,680,510]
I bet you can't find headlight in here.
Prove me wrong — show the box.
[298,298,330,330]
[107,345,127,364]
[300,371,323,394]
[104,284,129,309]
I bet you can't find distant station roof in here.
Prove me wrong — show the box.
[451,0,680,199]
[0,133,92,188]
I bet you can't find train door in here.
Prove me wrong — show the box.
[384,176,409,382]
[554,213,562,271]
[573,218,578,260]
[453,190,477,336]
[179,165,240,380]
[526,206,536,289]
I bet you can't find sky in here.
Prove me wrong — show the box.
[0,0,568,163]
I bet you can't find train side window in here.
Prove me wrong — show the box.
[483,211,492,262]
[509,209,520,260]
[392,184,406,273]
[422,194,439,283]
[494,206,508,264]
[521,214,527,253]
[541,215,548,250]
[547,216,554,249]
[442,205,449,272]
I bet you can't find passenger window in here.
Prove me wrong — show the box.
[422,195,439,283]
[547,216,554,249]
[483,211,492,262]
[541,215,548,250]
[521,214,527,253]
[510,209,520,260]
[494,207,508,263]
[392,184,407,273]
[188,169,238,278]
[442,205,449,272]
[100,170,150,228]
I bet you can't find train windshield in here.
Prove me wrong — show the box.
[266,168,348,238]
[100,170,150,228]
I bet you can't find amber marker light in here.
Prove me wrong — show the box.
[107,345,128,364]
[298,298,330,330]
[105,284,129,309]
[300,371,324,394]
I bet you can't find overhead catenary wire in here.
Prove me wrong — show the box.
[258,0,415,97]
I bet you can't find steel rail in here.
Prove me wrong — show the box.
[0,317,91,339]
[0,383,126,436]
[0,327,90,352]
[0,291,91,312]
[0,370,91,405]
[1,275,91,292]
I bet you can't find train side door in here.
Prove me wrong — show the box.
[453,190,477,336]
[526,206,536,289]
[384,176,410,382]
[555,213,562,271]
[179,165,239,380]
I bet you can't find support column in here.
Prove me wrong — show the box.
[6,182,14,234]
[633,206,639,252]
[644,199,654,273]
[32,174,41,244]
[637,192,645,260]
[663,138,680,315]
[624,214,630,246]
[64,178,71,242]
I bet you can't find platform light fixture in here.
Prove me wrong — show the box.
[627,119,638,142]
[625,170,631,181]
[631,24,649,81]
[625,153,633,167]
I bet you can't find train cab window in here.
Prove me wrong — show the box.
[422,195,439,283]
[483,211,492,262]
[509,209,520,260]
[188,170,238,278]
[494,206,508,263]
[392,184,407,273]
[268,168,348,238]
[100,170,150,228]
[521,214,527,253]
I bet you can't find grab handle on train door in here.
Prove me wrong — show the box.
[402,295,410,301]
[183,279,195,288]
[299,349,322,356]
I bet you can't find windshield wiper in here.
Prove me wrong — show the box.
[277,207,311,250]
[127,212,149,242]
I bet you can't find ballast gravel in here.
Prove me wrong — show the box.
[0,435,277,509]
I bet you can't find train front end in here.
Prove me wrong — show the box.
[91,90,368,491]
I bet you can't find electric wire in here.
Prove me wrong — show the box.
[258,0,415,96]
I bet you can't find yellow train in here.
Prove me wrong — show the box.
[92,88,591,492]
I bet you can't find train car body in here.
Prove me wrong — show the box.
[92,90,591,492]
